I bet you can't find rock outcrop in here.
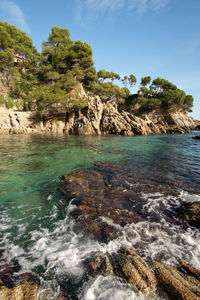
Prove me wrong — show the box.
[0,261,67,300]
[61,168,143,242]
[61,165,200,299]
[61,164,192,242]
[0,96,199,135]
[91,249,157,294]
[89,248,200,300]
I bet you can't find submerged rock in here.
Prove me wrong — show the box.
[61,162,198,241]
[61,169,143,242]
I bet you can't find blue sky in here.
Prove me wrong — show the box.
[0,0,199,119]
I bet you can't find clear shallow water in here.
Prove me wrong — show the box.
[0,133,200,299]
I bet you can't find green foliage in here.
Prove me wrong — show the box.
[128,74,137,87]
[94,81,129,102]
[0,49,14,68]
[67,41,96,88]
[121,74,137,88]
[121,75,128,87]
[0,21,38,68]
[5,96,15,109]
[152,78,177,92]
[1,22,194,116]
[97,70,120,82]
[42,26,72,70]
[184,95,194,111]
[141,76,151,86]
[132,77,194,114]
[0,94,5,105]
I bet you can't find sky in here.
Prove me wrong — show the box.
[0,0,199,119]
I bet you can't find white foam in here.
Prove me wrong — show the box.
[47,194,53,201]
[37,279,61,300]
[179,190,200,203]
[81,275,147,300]
[81,275,164,300]
[1,190,200,299]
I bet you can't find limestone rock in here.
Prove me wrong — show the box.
[179,260,200,280]
[0,275,39,300]
[0,91,199,136]
[91,249,157,295]
[153,261,200,300]
[90,249,200,299]
[116,249,157,293]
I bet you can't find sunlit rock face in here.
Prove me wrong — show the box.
[0,95,199,135]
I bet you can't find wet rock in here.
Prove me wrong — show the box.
[61,161,198,241]
[178,201,200,227]
[61,169,143,242]
[0,262,67,300]
[192,135,200,140]
[91,248,157,295]
[0,273,39,300]
[153,261,200,300]
[93,253,114,276]
[166,126,190,134]
[0,261,21,288]
[179,259,200,280]
[115,249,157,293]
[196,125,200,130]
[90,248,200,299]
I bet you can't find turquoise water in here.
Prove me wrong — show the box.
[0,133,200,299]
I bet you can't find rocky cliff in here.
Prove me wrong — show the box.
[0,95,199,135]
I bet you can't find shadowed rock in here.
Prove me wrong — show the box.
[192,135,200,140]
[178,201,200,228]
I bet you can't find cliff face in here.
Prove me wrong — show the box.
[0,96,199,135]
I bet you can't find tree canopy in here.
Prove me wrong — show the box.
[0,21,38,67]
[0,22,195,115]
[125,77,194,114]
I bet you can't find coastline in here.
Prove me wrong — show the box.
[0,96,199,136]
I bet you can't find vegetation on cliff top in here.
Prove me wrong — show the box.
[0,21,194,115]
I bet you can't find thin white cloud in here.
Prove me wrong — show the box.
[0,0,30,32]
[85,0,125,11]
[77,0,169,18]
[151,0,169,12]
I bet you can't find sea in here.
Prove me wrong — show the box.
[0,133,200,299]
